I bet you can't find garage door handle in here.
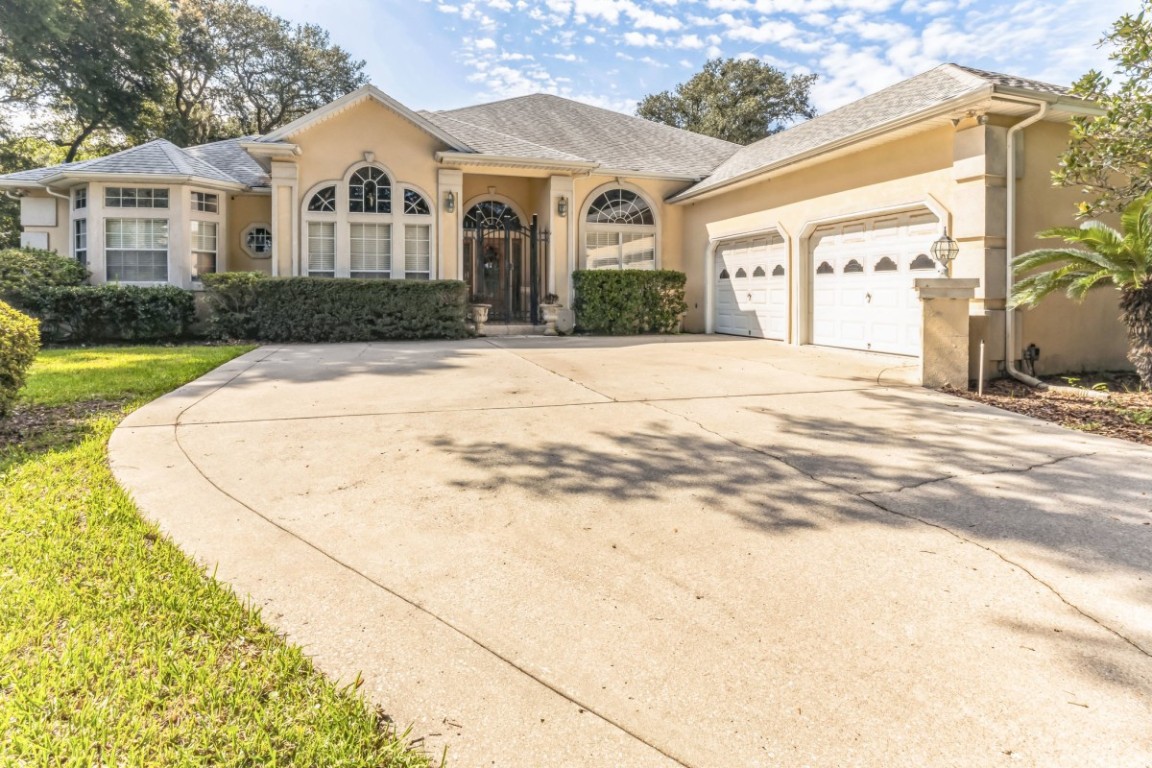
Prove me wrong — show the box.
[865,292,872,303]
[747,293,752,301]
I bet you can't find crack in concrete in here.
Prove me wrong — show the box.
[857,451,1100,496]
[641,401,1152,661]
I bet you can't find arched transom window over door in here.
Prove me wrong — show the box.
[583,188,657,270]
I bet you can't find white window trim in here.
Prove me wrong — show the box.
[191,190,222,215]
[104,185,172,210]
[104,216,171,285]
[190,219,219,282]
[579,182,660,271]
[299,169,436,280]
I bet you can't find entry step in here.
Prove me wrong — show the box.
[479,322,547,337]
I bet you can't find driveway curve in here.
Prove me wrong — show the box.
[110,336,1152,768]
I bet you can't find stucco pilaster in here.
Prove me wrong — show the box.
[915,278,979,388]
[548,175,574,301]
[269,160,299,277]
[437,168,463,281]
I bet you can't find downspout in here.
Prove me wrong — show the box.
[1004,98,1049,388]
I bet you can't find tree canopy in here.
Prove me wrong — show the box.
[636,58,817,145]
[0,0,366,161]
[1054,2,1152,216]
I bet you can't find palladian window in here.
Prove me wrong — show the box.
[583,188,656,270]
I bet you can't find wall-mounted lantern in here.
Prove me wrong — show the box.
[445,191,456,213]
[930,228,959,276]
[557,196,568,217]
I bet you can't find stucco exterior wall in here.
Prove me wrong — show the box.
[225,193,272,274]
[678,126,956,335]
[1012,121,1129,373]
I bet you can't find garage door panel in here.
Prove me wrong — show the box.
[810,211,937,357]
[714,234,788,340]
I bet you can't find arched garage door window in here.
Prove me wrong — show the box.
[583,188,656,270]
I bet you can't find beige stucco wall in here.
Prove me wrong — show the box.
[225,193,272,274]
[678,126,956,335]
[1011,121,1129,373]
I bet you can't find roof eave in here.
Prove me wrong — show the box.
[593,167,705,182]
[240,141,301,159]
[435,151,599,173]
[990,85,1104,116]
[670,88,993,204]
[39,171,247,191]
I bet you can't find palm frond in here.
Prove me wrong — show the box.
[1013,248,1109,274]
[1067,268,1116,301]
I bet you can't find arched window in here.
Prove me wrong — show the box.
[719,269,730,279]
[583,188,656,270]
[874,256,898,272]
[752,266,766,277]
[308,186,336,212]
[301,166,433,280]
[735,267,747,278]
[816,261,834,275]
[349,166,391,213]
[464,200,521,231]
[843,259,864,273]
[771,264,785,277]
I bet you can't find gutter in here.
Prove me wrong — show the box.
[1004,98,1049,388]
[435,151,598,173]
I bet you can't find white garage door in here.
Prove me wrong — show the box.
[714,233,788,340]
[810,210,939,356]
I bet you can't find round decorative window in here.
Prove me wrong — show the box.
[242,223,272,259]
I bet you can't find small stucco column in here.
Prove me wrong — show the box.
[914,278,979,388]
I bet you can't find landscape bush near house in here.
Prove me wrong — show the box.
[0,300,40,415]
[572,270,688,334]
[202,273,470,342]
[0,247,88,306]
[21,285,197,343]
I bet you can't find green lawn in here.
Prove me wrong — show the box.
[0,345,434,767]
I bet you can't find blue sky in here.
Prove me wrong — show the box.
[263,0,1139,116]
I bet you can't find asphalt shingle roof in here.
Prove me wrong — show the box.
[676,63,1078,199]
[418,112,592,165]
[426,94,741,179]
[185,136,270,187]
[0,139,243,186]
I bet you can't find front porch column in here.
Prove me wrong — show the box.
[548,175,574,302]
[915,278,980,388]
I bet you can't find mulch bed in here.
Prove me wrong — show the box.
[946,373,1152,445]
[0,400,129,453]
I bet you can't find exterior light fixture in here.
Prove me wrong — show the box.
[557,196,568,217]
[445,191,456,213]
[930,228,959,276]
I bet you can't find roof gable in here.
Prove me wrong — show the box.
[259,84,473,152]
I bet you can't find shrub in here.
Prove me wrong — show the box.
[0,300,40,416]
[22,285,196,343]
[200,272,266,339]
[201,276,470,342]
[0,247,88,307]
[572,270,687,334]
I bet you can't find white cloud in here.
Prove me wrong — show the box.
[623,31,661,46]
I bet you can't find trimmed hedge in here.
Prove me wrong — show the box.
[0,300,40,416]
[21,285,196,343]
[0,247,88,307]
[572,270,687,335]
[201,273,469,342]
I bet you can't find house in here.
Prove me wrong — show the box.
[0,63,1129,378]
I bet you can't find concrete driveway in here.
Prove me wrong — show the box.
[110,336,1152,768]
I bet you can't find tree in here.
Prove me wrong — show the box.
[146,0,367,146]
[1054,2,1152,216]
[1011,192,1152,387]
[637,58,816,145]
[0,0,175,161]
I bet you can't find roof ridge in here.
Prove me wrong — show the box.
[185,135,260,151]
[940,62,992,90]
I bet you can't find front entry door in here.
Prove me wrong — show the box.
[463,201,549,323]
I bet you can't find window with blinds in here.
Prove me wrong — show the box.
[307,222,335,277]
[106,218,168,281]
[351,223,391,278]
[405,224,431,280]
[191,221,218,280]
